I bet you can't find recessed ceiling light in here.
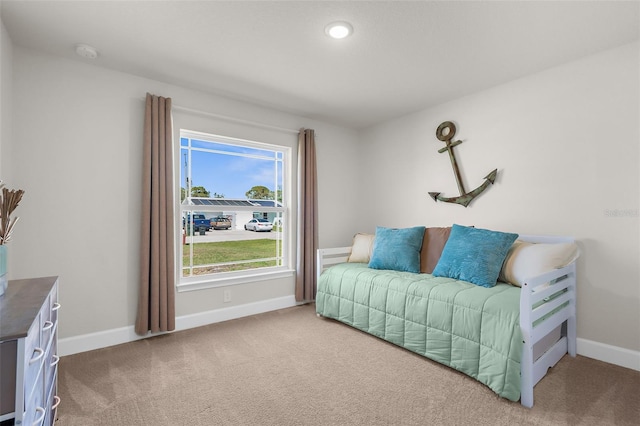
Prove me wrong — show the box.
[75,44,98,59]
[325,21,353,39]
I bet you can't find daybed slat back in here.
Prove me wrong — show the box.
[531,290,572,324]
[520,263,577,338]
[532,309,572,343]
[316,247,351,281]
[526,265,574,291]
[529,269,574,304]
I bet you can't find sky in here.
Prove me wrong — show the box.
[181,137,283,199]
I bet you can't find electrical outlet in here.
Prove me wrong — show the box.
[223,289,231,303]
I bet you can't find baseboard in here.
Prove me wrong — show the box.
[174,295,297,330]
[577,337,640,371]
[59,295,297,356]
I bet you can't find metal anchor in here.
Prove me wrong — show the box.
[428,121,497,207]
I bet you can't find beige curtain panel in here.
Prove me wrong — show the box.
[295,128,318,303]
[135,93,176,335]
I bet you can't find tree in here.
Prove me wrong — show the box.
[191,186,210,198]
[245,185,272,200]
[180,185,211,201]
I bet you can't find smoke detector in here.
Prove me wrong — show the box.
[75,44,98,59]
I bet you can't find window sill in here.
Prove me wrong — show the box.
[177,268,295,293]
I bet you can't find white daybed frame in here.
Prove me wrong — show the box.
[316,234,577,408]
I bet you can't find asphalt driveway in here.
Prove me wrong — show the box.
[184,229,278,243]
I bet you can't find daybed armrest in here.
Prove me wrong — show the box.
[316,247,351,282]
[519,261,577,408]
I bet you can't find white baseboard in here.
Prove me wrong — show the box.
[59,295,297,356]
[577,337,640,371]
[174,295,297,330]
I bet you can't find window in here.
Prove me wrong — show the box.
[179,129,292,290]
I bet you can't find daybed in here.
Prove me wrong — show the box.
[315,224,578,408]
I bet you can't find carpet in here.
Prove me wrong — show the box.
[56,304,640,425]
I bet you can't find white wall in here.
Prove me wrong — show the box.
[358,42,639,355]
[0,15,12,180]
[7,46,359,341]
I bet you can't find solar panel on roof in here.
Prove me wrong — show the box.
[184,198,259,207]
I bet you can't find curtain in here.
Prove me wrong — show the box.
[295,128,318,303]
[135,93,176,335]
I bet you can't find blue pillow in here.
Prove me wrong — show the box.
[432,224,518,288]
[368,226,426,273]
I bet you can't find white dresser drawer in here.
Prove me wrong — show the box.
[1,277,59,425]
[40,292,52,330]
[44,374,60,426]
[23,367,45,426]
[23,318,45,401]
[23,315,41,366]
[44,328,58,395]
[41,319,55,356]
[51,300,61,327]
[24,406,46,426]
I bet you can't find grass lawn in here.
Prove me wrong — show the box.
[182,239,280,275]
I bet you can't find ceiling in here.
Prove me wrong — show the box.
[1,1,638,129]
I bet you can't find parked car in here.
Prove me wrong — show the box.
[244,218,273,232]
[183,214,211,231]
[211,216,231,230]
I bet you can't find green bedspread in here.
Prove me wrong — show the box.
[316,263,523,401]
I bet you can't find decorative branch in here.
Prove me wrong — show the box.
[0,182,25,245]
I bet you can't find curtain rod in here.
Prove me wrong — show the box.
[172,104,300,135]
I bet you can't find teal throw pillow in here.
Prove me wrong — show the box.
[432,224,518,288]
[368,226,426,273]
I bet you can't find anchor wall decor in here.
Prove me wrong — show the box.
[428,121,497,207]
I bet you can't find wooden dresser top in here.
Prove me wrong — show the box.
[0,276,58,341]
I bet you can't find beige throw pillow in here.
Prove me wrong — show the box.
[347,233,375,263]
[499,240,580,287]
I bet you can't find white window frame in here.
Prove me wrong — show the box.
[177,129,294,293]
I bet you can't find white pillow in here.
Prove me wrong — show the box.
[347,233,375,263]
[499,240,579,287]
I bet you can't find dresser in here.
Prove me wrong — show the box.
[0,276,60,426]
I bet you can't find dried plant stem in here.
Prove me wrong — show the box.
[0,186,25,245]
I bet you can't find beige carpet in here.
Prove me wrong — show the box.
[57,304,639,426]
